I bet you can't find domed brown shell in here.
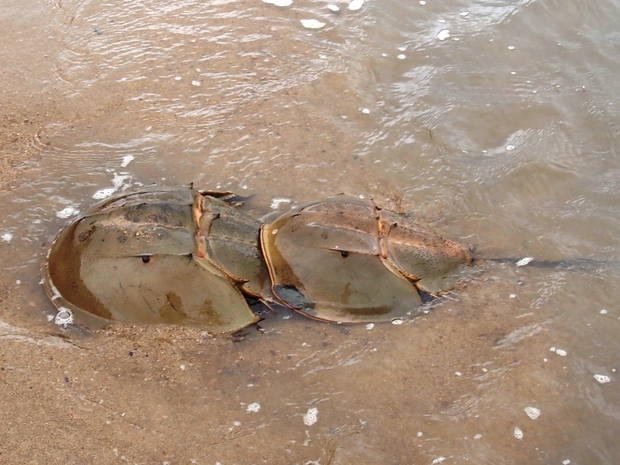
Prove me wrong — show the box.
[260,195,472,323]
[42,186,260,333]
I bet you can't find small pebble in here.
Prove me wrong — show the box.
[594,374,611,384]
[366,323,375,330]
[54,308,74,327]
[514,427,524,440]
[516,257,534,267]
[524,406,541,420]
[303,407,319,426]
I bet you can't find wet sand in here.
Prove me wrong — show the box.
[2,1,620,464]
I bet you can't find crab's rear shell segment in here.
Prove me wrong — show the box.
[378,209,473,293]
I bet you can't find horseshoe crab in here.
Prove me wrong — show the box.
[260,195,473,323]
[42,186,265,333]
[43,187,473,333]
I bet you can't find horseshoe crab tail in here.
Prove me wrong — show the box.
[480,257,614,270]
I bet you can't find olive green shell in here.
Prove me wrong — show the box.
[260,195,472,323]
[42,186,261,333]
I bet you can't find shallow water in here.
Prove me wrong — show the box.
[1,0,620,463]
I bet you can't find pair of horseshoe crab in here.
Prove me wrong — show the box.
[42,185,473,333]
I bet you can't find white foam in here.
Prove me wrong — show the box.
[121,155,134,167]
[270,197,291,209]
[56,206,79,219]
[191,80,201,87]
[246,402,261,412]
[93,188,116,200]
[1,232,13,243]
[348,0,364,11]
[300,19,326,29]
[93,172,132,200]
[437,30,450,41]
[327,4,340,11]
[366,323,375,330]
[391,318,404,325]
[263,0,293,6]
[303,407,318,426]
